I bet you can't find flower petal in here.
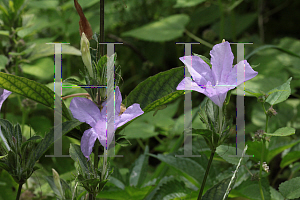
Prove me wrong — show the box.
[80,128,98,159]
[176,77,205,94]
[210,41,234,85]
[179,56,213,85]
[0,89,11,110]
[94,119,111,147]
[227,60,258,86]
[70,97,101,127]
[115,103,144,128]
[100,86,122,117]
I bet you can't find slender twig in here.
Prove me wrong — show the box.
[184,30,213,49]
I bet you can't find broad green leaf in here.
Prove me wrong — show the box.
[264,127,295,137]
[235,177,270,200]
[270,186,284,200]
[28,43,81,61]
[34,120,82,161]
[122,14,190,42]
[278,177,300,199]
[129,146,149,187]
[97,186,154,200]
[22,58,54,80]
[152,179,191,200]
[149,150,209,187]
[123,67,184,113]
[266,77,292,105]
[0,72,71,120]
[189,5,220,28]
[174,0,206,8]
[280,151,300,169]
[216,145,249,165]
[69,143,89,174]
[267,138,300,163]
[202,177,231,200]
[0,170,18,200]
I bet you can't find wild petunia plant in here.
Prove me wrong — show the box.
[177,40,258,200]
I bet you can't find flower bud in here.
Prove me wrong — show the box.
[80,32,93,77]
[52,168,64,198]
[267,106,277,118]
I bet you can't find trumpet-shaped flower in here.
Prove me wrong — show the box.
[177,41,258,107]
[69,86,144,159]
[80,32,93,77]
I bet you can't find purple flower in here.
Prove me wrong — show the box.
[177,41,258,107]
[69,86,144,159]
[0,89,12,150]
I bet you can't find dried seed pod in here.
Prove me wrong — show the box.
[74,0,93,40]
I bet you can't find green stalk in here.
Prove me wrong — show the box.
[197,150,215,200]
[16,183,23,200]
[258,104,269,200]
[101,147,107,180]
[94,140,99,170]
[218,0,224,41]
[184,30,213,48]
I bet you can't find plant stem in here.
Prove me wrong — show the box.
[16,183,23,200]
[184,30,213,48]
[218,0,224,41]
[99,0,104,58]
[258,110,269,200]
[94,140,99,170]
[197,150,215,200]
[101,147,107,181]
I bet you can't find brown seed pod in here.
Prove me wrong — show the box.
[74,0,93,40]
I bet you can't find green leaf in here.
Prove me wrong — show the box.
[0,170,18,200]
[216,145,249,165]
[129,146,149,187]
[0,119,14,149]
[149,150,209,187]
[97,186,154,200]
[264,127,295,137]
[34,120,82,161]
[152,179,191,200]
[22,58,54,80]
[192,129,216,150]
[270,186,284,200]
[266,77,292,105]
[122,14,190,42]
[174,0,206,8]
[0,72,71,120]
[69,143,89,174]
[267,138,300,163]
[123,67,185,113]
[0,55,8,70]
[28,43,81,61]
[202,177,231,200]
[235,177,270,200]
[120,122,158,139]
[280,151,300,169]
[278,177,300,199]
[245,44,300,60]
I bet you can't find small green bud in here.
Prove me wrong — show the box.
[80,32,93,77]
[52,168,64,198]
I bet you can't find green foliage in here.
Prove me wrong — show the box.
[124,67,185,113]
[278,177,300,199]
[122,14,190,42]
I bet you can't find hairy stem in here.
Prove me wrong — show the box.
[197,150,215,200]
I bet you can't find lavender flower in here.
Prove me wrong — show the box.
[0,89,12,150]
[69,86,143,159]
[177,41,258,107]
